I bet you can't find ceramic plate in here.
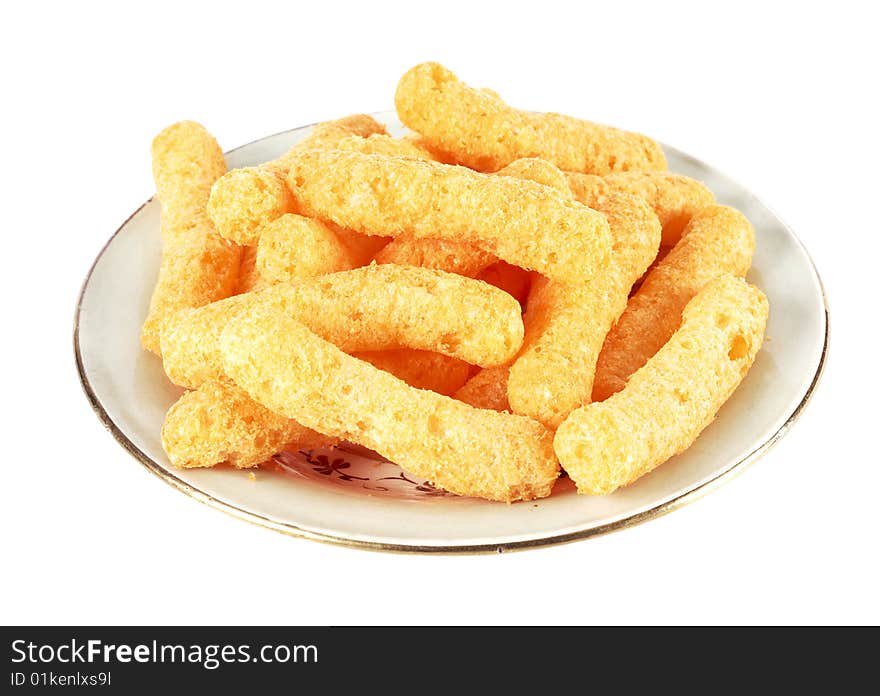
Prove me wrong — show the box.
[74,112,828,553]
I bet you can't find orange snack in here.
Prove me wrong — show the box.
[141,121,240,355]
[395,62,666,173]
[554,275,768,494]
[566,171,715,246]
[161,379,331,469]
[354,349,470,396]
[255,213,354,286]
[161,265,524,388]
[508,193,661,427]
[592,204,755,402]
[374,157,571,276]
[288,150,611,284]
[220,313,559,502]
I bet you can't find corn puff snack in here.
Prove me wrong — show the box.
[395,62,666,174]
[255,213,354,286]
[161,379,332,469]
[566,171,715,246]
[141,121,240,355]
[508,193,661,427]
[287,150,611,284]
[555,275,768,494]
[453,366,511,412]
[220,313,559,502]
[374,157,571,276]
[161,265,524,388]
[354,349,470,396]
[206,116,386,246]
[592,204,755,401]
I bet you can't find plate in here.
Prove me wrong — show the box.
[74,112,828,553]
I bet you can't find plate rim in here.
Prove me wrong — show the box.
[72,120,831,554]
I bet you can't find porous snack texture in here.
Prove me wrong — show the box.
[287,150,611,284]
[395,62,666,174]
[141,121,240,354]
[221,312,559,502]
[555,275,768,495]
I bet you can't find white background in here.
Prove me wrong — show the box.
[2,1,877,625]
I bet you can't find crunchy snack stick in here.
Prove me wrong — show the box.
[508,193,661,427]
[592,204,755,402]
[374,157,571,276]
[162,379,332,469]
[566,171,715,246]
[453,366,511,412]
[554,275,768,494]
[161,265,524,388]
[206,116,386,246]
[256,213,354,286]
[220,313,559,502]
[395,62,666,174]
[288,150,611,284]
[141,121,240,355]
[354,349,470,396]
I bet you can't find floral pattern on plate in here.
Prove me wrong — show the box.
[273,446,453,500]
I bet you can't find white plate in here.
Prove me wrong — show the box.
[74,112,828,553]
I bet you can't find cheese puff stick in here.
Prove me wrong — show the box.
[207,116,386,246]
[374,157,572,276]
[161,265,524,388]
[593,204,755,402]
[255,213,354,286]
[288,150,611,284]
[508,193,661,427]
[150,120,228,234]
[162,379,332,469]
[235,245,260,294]
[395,62,666,174]
[453,366,511,412]
[566,171,715,246]
[141,122,240,355]
[220,314,559,502]
[207,167,294,246]
[354,349,470,396]
[555,275,769,495]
